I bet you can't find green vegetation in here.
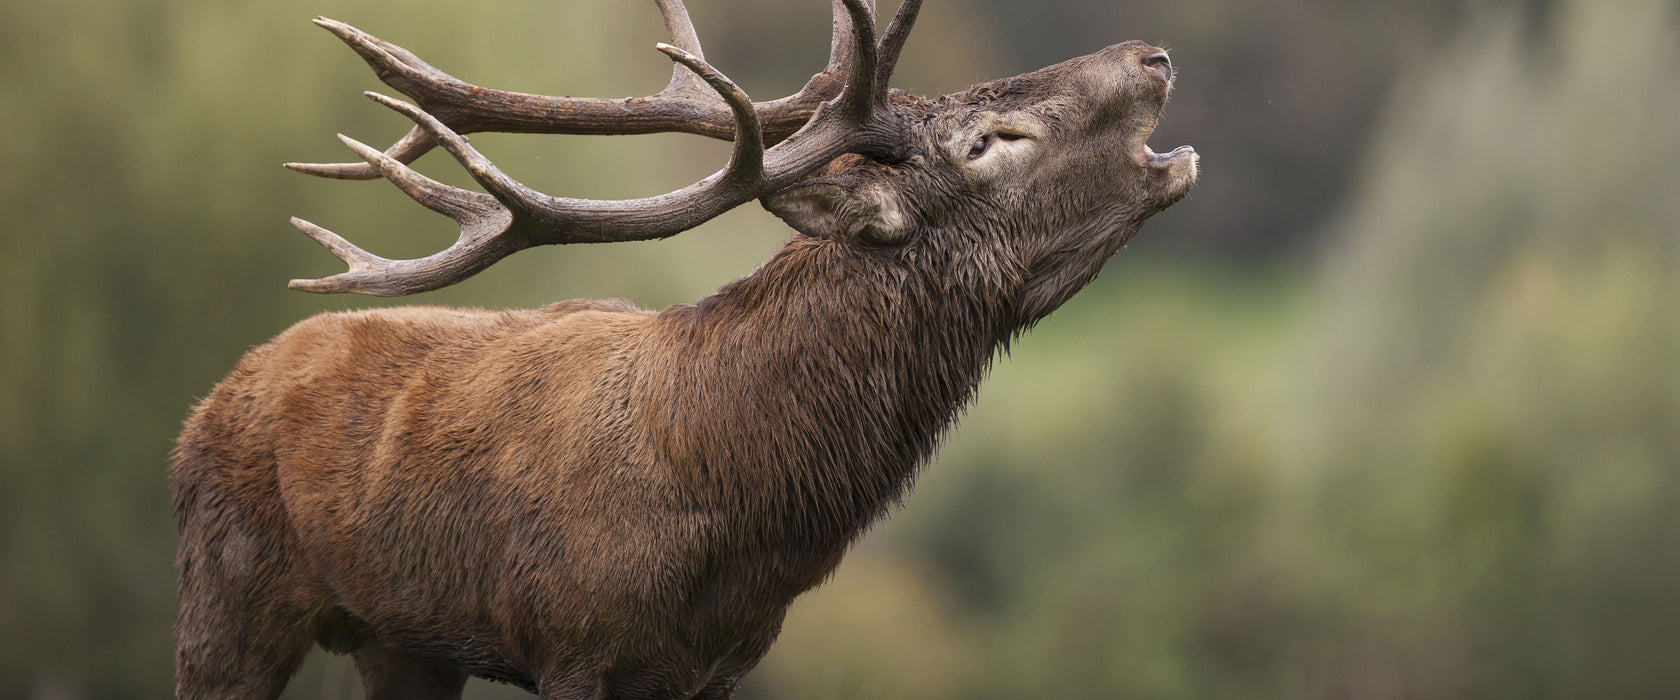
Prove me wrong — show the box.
[2,0,1674,697]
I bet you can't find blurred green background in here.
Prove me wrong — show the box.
[2,0,1676,697]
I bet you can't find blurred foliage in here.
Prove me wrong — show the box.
[754,0,1680,698]
[1,0,1676,697]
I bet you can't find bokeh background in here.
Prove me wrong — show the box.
[2,0,1676,697]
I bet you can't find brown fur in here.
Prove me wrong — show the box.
[173,41,1196,699]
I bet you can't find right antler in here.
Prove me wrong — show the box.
[286,0,921,296]
[287,0,888,180]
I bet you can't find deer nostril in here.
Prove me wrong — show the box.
[1143,51,1172,81]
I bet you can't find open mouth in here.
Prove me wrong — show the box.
[1129,101,1196,174]
[1138,101,1198,184]
[1135,109,1198,199]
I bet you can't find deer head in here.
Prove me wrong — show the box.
[283,0,1196,331]
[763,41,1197,326]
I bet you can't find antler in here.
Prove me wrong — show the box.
[287,0,922,296]
[286,1,877,180]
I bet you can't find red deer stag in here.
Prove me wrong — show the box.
[172,0,1198,697]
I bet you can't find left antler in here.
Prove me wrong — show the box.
[285,0,923,296]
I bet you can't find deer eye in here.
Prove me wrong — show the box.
[966,130,1030,160]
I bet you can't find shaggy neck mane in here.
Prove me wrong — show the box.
[644,236,1012,555]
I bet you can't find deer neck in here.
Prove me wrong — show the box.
[647,236,1013,549]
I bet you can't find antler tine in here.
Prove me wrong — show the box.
[656,44,766,182]
[833,0,881,119]
[334,132,504,225]
[287,215,514,298]
[875,0,923,102]
[818,0,869,84]
[289,217,381,277]
[653,0,710,97]
[285,125,436,180]
[283,16,453,181]
[288,132,515,296]
[769,0,910,163]
[287,213,515,296]
[363,92,552,215]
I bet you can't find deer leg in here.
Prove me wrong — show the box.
[352,643,468,699]
[174,599,309,700]
[173,508,312,699]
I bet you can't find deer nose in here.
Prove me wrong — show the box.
[1143,51,1172,82]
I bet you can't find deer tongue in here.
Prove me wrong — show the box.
[1144,144,1195,169]
[1142,143,1196,167]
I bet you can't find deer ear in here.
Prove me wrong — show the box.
[762,182,909,245]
